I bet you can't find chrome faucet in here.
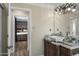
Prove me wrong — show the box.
[63,32,70,41]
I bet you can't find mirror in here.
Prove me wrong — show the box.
[54,3,79,37]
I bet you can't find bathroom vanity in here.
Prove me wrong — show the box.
[44,39,59,56]
[44,35,79,56]
[59,45,79,56]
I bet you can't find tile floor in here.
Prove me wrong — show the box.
[15,41,28,56]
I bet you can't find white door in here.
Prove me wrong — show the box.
[8,4,15,56]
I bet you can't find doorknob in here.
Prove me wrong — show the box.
[7,46,13,49]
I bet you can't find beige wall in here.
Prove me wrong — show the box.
[1,4,8,55]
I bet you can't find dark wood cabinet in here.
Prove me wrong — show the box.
[60,46,79,56]
[59,46,71,56]
[44,39,59,56]
[44,39,79,56]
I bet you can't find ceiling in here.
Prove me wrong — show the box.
[4,3,79,12]
[28,3,60,9]
[28,3,79,10]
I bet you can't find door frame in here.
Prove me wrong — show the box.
[8,4,32,56]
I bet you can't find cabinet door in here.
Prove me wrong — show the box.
[48,43,54,56]
[44,40,58,56]
[49,43,58,56]
[44,39,47,56]
[44,40,52,56]
[60,46,71,56]
[44,39,49,56]
[44,40,51,56]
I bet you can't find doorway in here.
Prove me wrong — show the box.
[15,16,29,56]
[8,6,32,56]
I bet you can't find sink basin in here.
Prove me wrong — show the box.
[63,40,79,47]
[62,36,79,46]
[45,35,79,47]
[63,42,74,46]
[49,36,64,42]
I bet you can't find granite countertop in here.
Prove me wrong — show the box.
[45,36,79,50]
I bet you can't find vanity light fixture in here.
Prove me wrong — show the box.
[55,3,77,15]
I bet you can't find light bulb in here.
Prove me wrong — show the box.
[72,8,76,12]
[55,12,57,14]
[67,8,71,11]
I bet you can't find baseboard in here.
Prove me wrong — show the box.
[39,54,44,56]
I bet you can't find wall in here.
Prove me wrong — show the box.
[0,4,8,55]
[2,4,8,55]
